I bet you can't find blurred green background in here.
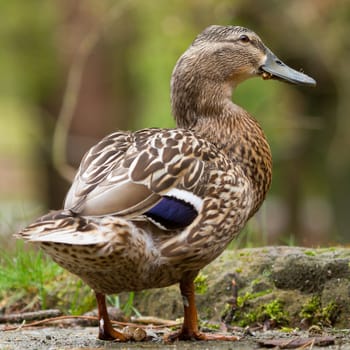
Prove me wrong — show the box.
[1,0,349,247]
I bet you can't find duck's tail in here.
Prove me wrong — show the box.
[15,210,131,247]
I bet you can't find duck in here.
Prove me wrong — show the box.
[16,25,316,342]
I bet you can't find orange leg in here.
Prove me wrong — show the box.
[95,292,128,341]
[165,278,239,342]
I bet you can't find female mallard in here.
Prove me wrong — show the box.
[17,25,315,341]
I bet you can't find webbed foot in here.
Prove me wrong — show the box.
[95,292,128,341]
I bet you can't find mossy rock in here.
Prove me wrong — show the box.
[129,246,350,328]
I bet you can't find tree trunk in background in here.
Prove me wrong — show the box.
[45,1,137,209]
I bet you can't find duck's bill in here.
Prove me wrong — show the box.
[259,49,316,87]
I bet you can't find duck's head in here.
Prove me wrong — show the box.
[171,25,316,126]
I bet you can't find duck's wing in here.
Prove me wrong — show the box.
[64,128,212,222]
[65,130,160,217]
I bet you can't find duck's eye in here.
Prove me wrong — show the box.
[239,34,250,43]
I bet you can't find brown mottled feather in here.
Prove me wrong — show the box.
[65,129,218,217]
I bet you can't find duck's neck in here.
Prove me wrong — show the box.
[171,72,235,128]
[171,77,272,214]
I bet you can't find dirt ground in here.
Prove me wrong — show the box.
[2,247,350,349]
[1,326,350,350]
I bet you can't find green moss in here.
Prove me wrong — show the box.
[304,250,316,256]
[322,302,338,325]
[239,251,251,257]
[281,326,295,333]
[238,299,289,327]
[262,268,272,277]
[320,247,337,253]
[264,300,288,323]
[194,272,208,295]
[251,275,270,287]
[200,320,220,330]
[237,289,272,308]
[300,296,321,320]
[251,278,261,286]
[300,296,339,326]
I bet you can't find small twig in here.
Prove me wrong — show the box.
[130,316,180,327]
[281,337,302,348]
[0,309,62,323]
[1,314,181,332]
[112,319,181,330]
[15,320,26,331]
[230,279,238,308]
[258,336,335,349]
[296,337,315,350]
[223,279,239,324]
[2,315,95,331]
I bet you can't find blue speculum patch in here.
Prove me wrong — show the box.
[145,196,198,230]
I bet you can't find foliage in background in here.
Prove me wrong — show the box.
[0,242,95,315]
[0,242,62,312]
[107,293,142,317]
